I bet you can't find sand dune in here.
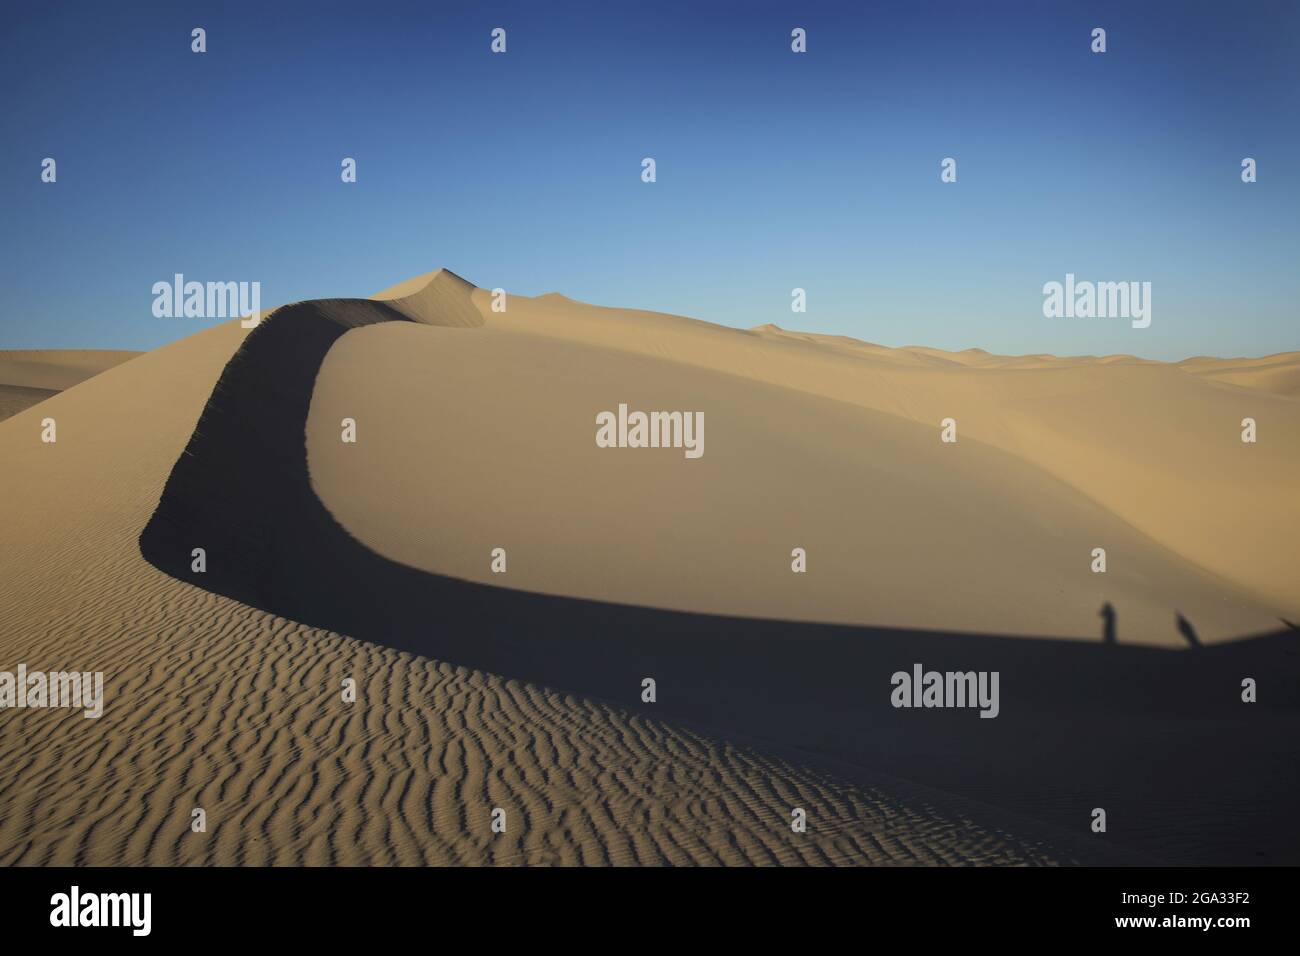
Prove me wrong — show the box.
[303,272,1299,642]
[0,348,141,391]
[0,301,1130,868]
[0,349,141,421]
[0,385,58,423]
[1,269,1296,867]
[1177,351,1300,399]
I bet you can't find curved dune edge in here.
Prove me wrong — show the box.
[363,286,1298,617]
[0,313,1146,866]
[129,272,1300,866]
[308,317,1290,643]
[371,267,485,328]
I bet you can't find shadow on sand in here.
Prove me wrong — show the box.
[141,299,1300,865]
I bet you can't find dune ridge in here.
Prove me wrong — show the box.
[2,269,1296,866]
[132,270,1298,864]
[5,332,1140,870]
[0,283,1122,867]
[373,268,485,328]
[355,286,1298,618]
[306,281,1298,639]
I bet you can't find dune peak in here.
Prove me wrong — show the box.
[370,267,483,328]
[373,267,476,300]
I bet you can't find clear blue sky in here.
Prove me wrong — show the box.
[1,0,1296,359]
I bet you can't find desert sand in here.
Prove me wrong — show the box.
[0,349,140,421]
[0,269,1296,866]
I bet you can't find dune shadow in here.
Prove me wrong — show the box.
[140,299,1300,865]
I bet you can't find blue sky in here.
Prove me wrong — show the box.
[1,0,1296,358]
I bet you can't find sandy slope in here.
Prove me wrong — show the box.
[0,349,141,421]
[309,271,1299,644]
[0,385,58,423]
[0,269,1295,867]
[1177,352,1300,399]
[0,299,1134,867]
[0,349,141,390]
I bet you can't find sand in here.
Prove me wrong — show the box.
[0,349,141,421]
[0,349,141,391]
[0,385,59,423]
[314,272,1299,641]
[0,269,1295,866]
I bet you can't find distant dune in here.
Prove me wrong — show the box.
[0,349,141,421]
[1,270,1296,866]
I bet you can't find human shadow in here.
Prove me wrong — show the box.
[1176,612,1203,648]
[1100,601,1116,644]
[140,299,1300,865]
